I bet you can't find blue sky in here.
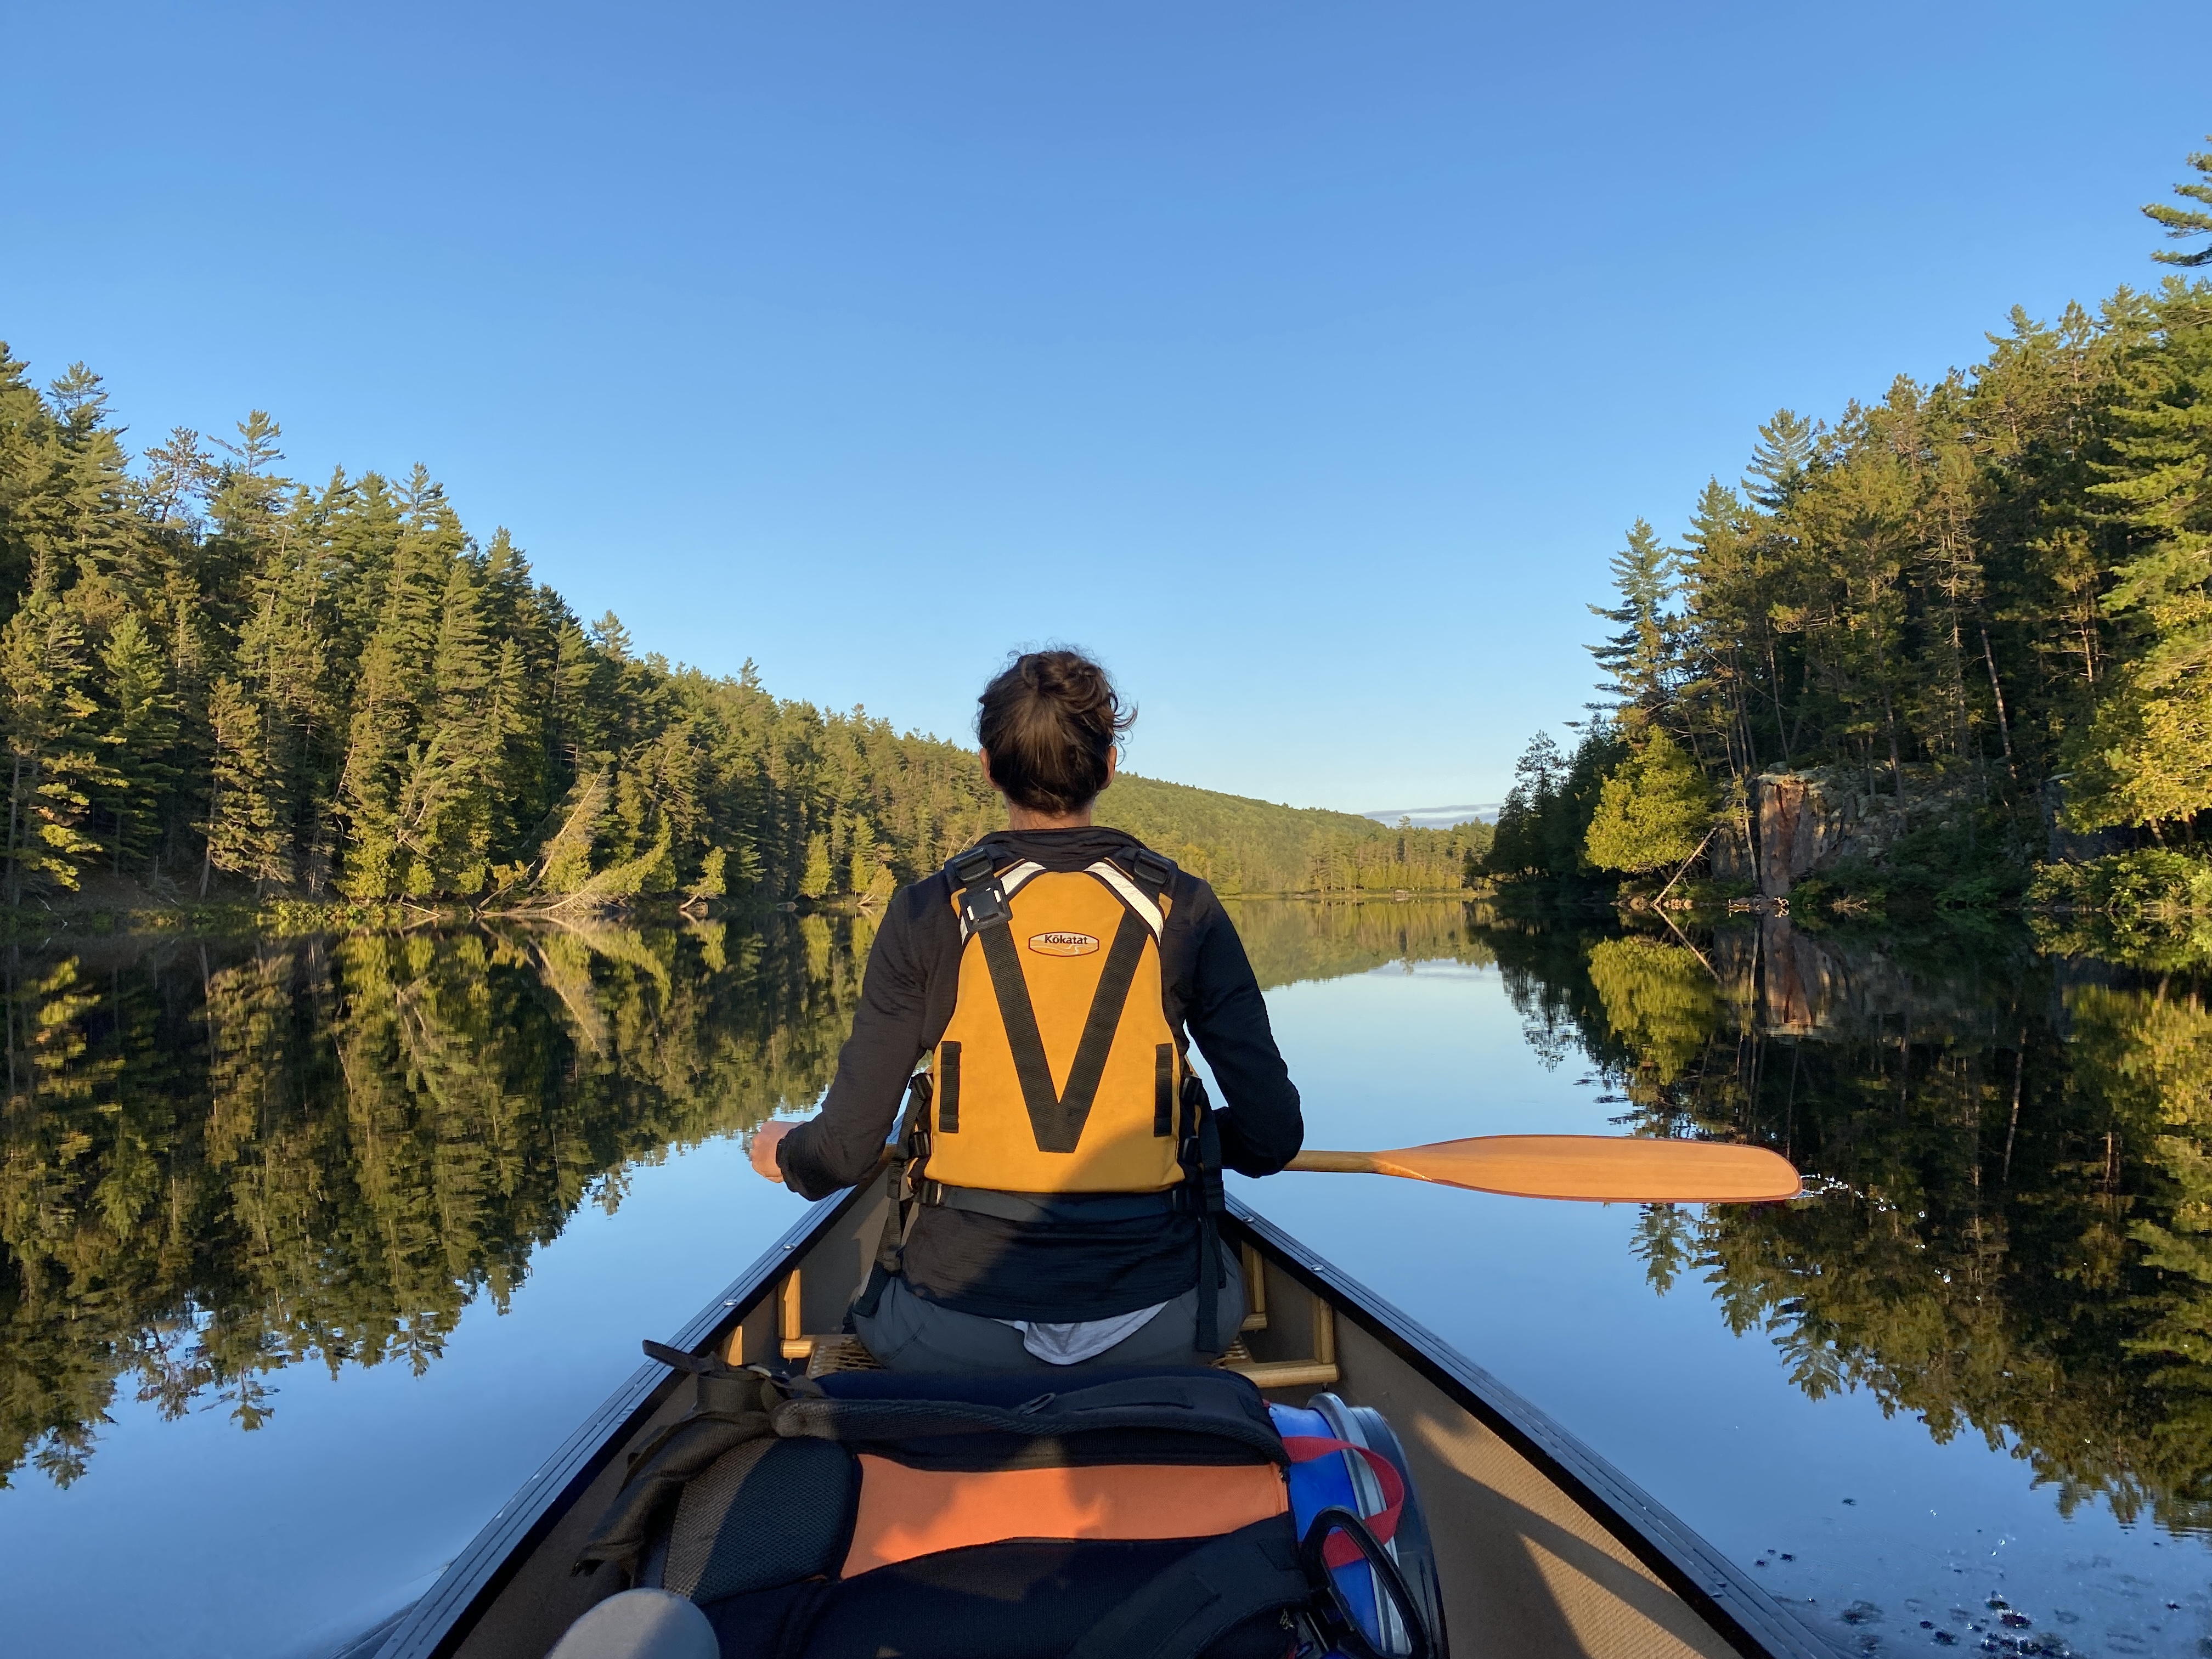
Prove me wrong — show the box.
[4,3,2207,811]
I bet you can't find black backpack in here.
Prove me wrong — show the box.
[575,1357,1443,1659]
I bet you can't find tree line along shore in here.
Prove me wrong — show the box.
[1479,144,2212,929]
[0,355,1485,921]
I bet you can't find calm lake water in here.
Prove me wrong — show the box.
[2,902,2208,1658]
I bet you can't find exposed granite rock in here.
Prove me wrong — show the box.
[1746,764,1992,896]
[1752,767,1902,898]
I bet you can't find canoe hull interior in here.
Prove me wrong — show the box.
[374,1172,1826,1659]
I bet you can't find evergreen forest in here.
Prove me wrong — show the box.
[1480,144,2212,920]
[0,351,1479,911]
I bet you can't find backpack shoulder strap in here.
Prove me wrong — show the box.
[1063,1520,1311,1659]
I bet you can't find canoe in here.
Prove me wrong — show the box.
[366,1172,1832,1659]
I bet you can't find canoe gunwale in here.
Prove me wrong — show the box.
[376,1184,874,1659]
[1223,1196,1833,1659]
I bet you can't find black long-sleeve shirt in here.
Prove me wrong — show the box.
[778,826,1303,1319]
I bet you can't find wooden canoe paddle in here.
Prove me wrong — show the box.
[758,1122,1800,1203]
[1286,1135,1801,1204]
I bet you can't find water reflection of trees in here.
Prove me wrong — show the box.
[1226,898,1495,991]
[28,899,2204,1533]
[0,915,868,1489]
[1485,915,2212,1533]
[0,899,1489,1489]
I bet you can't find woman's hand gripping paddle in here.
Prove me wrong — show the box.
[749,1119,797,1182]
[1287,1135,1801,1204]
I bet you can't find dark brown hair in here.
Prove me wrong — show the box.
[977,649,1135,815]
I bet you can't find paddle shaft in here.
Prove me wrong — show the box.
[1284,1149,1383,1175]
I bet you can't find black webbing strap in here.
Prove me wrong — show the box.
[851,1070,934,1323]
[770,1387,1289,1463]
[921,1183,1189,1223]
[573,1357,786,1577]
[937,1041,960,1132]
[1063,1521,1312,1659]
[1183,1074,1226,1356]
[1118,845,1177,901]
[977,904,1149,1152]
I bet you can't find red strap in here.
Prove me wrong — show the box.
[1280,1435,1405,1569]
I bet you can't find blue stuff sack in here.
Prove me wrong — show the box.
[1269,1396,1447,1659]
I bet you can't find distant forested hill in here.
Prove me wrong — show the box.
[0,348,1478,907]
[1103,774,1483,894]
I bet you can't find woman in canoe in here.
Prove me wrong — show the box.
[752,647,1304,1371]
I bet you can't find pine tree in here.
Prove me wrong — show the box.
[1586,519,1678,732]
[2067,285,2212,836]
[2145,140,2212,268]
[0,584,109,900]
[537,768,611,895]
[136,428,216,530]
[97,612,180,873]
[205,675,290,891]
[410,558,499,893]
[0,343,50,610]
[798,832,832,899]
[38,365,141,601]
[334,472,450,897]
[1584,733,1717,874]
[1481,732,1564,878]
[1743,410,1819,510]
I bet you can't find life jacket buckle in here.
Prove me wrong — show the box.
[949,848,998,886]
[960,883,1012,933]
[1122,847,1176,894]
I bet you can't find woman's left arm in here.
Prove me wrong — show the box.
[1181,895,1305,1176]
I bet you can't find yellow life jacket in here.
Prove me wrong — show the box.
[918,847,1187,1197]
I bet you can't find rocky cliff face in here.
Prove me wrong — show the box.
[1752,766,1902,897]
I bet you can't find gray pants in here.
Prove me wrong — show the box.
[851,1247,1246,1373]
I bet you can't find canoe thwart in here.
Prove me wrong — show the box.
[780,1271,814,1360]
[1240,1241,1269,1331]
[1218,1272,1338,1390]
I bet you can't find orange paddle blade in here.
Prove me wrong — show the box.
[1288,1135,1801,1203]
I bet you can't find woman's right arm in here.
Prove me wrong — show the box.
[776,895,935,1199]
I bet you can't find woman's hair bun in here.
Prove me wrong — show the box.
[976,648,1135,816]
